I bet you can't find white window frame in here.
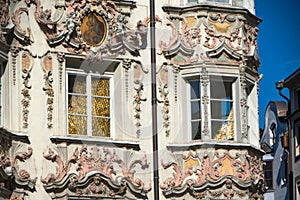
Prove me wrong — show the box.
[186,74,238,141]
[66,70,113,138]
[187,78,202,140]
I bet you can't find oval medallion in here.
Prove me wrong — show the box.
[81,13,107,47]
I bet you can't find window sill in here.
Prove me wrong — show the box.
[50,135,140,150]
[166,140,264,153]
[0,127,30,143]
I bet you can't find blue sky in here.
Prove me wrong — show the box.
[255,0,300,128]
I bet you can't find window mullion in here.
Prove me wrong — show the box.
[86,74,92,136]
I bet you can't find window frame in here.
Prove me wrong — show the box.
[263,159,274,191]
[186,75,238,141]
[295,121,300,160]
[188,78,202,140]
[210,76,236,140]
[66,69,113,138]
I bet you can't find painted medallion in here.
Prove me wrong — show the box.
[81,13,107,47]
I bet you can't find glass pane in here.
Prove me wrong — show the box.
[191,101,201,119]
[190,80,200,99]
[92,117,110,137]
[68,115,87,135]
[210,79,232,99]
[212,120,234,140]
[68,95,87,114]
[92,97,110,117]
[191,121,201,140]
[68,74,86,94]
[92,77,109,96]
[211,100,233,120]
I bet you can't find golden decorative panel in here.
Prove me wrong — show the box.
[185,16,197,29]
[184,157,200,170]
[209,21,232,34]
[81,13,107,47]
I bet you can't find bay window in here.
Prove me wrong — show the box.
[67,71,111,137]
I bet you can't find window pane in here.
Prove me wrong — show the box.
[68,74,86,94]
[296,125,300,157]
[92,97,110,117]
[191,100,201,119]
[210,79,232,99]
[191,121,201,140]
[92,117,110,137]
[68,95,87,114]
[212,120,234,140]
[92,77,109,96]
[190,80,200,99]
[263,161,273,190]
[211,100,233,119]
[68,115,87,135]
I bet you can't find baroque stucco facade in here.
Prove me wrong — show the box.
[0,0,265,199]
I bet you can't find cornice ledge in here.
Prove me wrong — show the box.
[162,4,261,24]
[0,127,30,144]
[50,136,140,151]
[166,141,264,153]
[43,171,149,198]
[163,175,252,197]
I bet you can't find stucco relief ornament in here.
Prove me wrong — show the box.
[0,0,9,27]
[21,51,34,128]
[204,13,242,51]
[158,17,197,65]
[34,0,150,59]
[157,64,170,137]
[42,146,151,199]
[160,150,264,199]
[40,53,54,128]
[0,145,36,200]
[133,63,147,138]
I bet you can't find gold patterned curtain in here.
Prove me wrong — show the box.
[68,74,110,137]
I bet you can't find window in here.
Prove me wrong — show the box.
[188,0,198,3]
[297,88,300,109]
[295,123,300,158]
[263,160,273,190]
[211,77,234,140]
[67,71,111,137]
[190,80,201,140]
[188,76,236,141]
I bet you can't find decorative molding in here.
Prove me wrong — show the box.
[160,149,265,199]
[57,52,65,92]
[21,51,33,129]
[10,46,19,85]
[239,65,248,141]
[158,64,170,137]
[12,6,33,45]
[42,145,151,199]
[172,64,179,103]
[122,59,148,137]
[41,53,54,128]
[0,0,9,27]
[122,59,131,101]
[158,17,196,65]
[0,137,36,200]
[133,63,147,138]
[33,0,150,59]
[200,67,209,138]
